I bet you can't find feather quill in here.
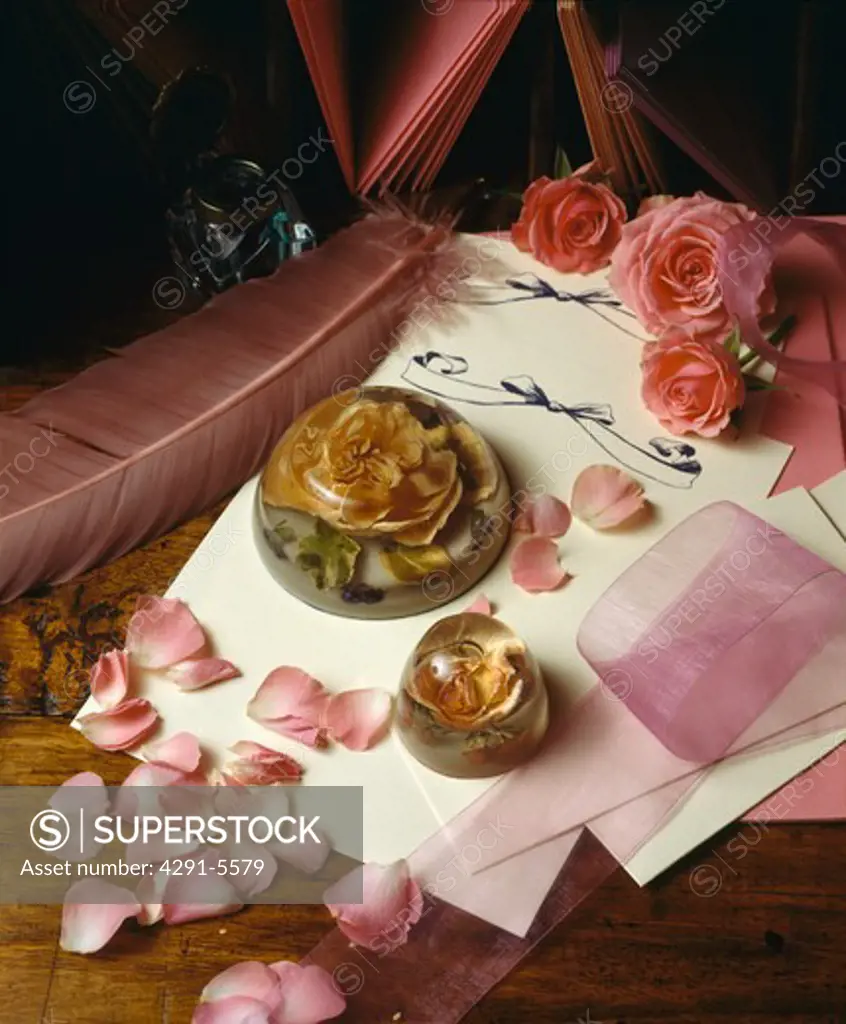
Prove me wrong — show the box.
[0,208,475,603]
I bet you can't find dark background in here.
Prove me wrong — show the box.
[4,0,845,367]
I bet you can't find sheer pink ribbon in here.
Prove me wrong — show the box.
[305,503,846,1021]
[718,216,846,405]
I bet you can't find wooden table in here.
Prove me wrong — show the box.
[2,293,844,1024]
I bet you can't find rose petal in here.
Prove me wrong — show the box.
[163,871,244,925]
[60,880,141,953]
[247,668,331,749]
[637,194,676,215]
[223,741,304,785]
[510,537,570,593]
[201,962,281,1009]
[194,841,277,898]
[122,761,192,788]
[325,860,422,952]
[135,867,169,926]
[270,963,346,1024]
[143,731,202,773]
[513,495,572,538]
[126,596,206,669]
[571,465,647,529]
[89,650,130,709]
[324,689,393,752]
[193,996,273,1024]
[169,658,241,691]
[464,594,492,615]
[77,698,159,752]
[51,771,109,819]
[164,902,244,925]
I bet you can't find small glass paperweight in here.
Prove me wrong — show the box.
[396,613,549,778]
[254,387,511,619]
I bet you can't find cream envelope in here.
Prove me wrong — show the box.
[73,241,840,932]
[811,471,846,538]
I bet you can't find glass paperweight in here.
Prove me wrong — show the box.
[396,613,549,778]
[255,387,511,619]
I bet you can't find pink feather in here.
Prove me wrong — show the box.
[0,209,469,602]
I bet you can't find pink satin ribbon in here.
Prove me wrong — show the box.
[304,502,846,1022]
[718,217,846,406]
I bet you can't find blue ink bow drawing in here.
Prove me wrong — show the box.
[468,273,648,341]
[402,352,702,489]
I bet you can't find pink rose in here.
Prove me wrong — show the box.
[641,330,745,438]
[609,194,776,343]
[512,171,627,274]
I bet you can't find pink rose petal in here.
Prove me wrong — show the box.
[163,872,244,925]
[193,996,273,1024]
[191,841,277,898]
[247,668,331,749]
[143,731,202,773]
[55,771,107,800]
[271,962,346,1024]
[122,761,192,788]
[273,829,331,876]
[51,770,109,818]
[324,689,393,752]
[77,698,159,752]
[126,596,206,669]
[513,494,572,537]
[223,741,304,785]
[510,537,570,593]
[571,465,647,529]
[50,773,110,863]
[464,594,492,615]
[201,962,281,1010]
[168,658,241,691]
[325,860,422,952]
[89,650,130,709]
[135,868,169,926]
[637,193,676,215]
[60,880,141,953]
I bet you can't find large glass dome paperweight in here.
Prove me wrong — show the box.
[254,387,511,618]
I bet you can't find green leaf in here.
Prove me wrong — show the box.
[743,376,790,393]
[739,315,797,369]
[766,314,797,350]
[295,520,360,591]
[553,145,573,181]
[724,324,742,357]
[379,544,452,584]
[273,520,296,545]
[464,727,516,752]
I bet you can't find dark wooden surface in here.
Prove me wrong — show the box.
[2,274,845,1024]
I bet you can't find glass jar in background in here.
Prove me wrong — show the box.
[153,69,317,299]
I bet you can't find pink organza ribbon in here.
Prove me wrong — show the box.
[718,216,846,405]
[304,503,846,1022]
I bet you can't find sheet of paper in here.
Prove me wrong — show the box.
[73,241,825,917]
[363,242,793,828]
[811,471,846,536]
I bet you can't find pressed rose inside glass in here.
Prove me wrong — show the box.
[397,613,549,778]
[254,387,511,619]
